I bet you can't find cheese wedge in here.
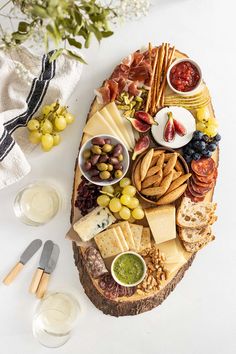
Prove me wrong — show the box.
[145,205,176,244]
[158,238,187,275]
[103,102,135,149]
[83,112,129,150]
[140,227,151,251]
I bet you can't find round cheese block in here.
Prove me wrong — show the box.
[151,106,196,149]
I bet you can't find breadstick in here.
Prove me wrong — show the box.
[146,47,158,113]
[151,43,165,114]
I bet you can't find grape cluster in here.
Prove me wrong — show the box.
[97,178,144,221]
[27,102,75,152]
[183,130,221,162]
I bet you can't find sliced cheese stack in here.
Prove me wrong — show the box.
[83,102,135,151]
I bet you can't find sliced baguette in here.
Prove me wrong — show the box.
[182,234,215,253]
[178,225,212,244]
[177,197,217,229]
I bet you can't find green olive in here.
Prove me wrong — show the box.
[91,145,102,155]
[83,149,91,160]
[99,171,111,180]
[115,170,123,179]
[118,154,124,162]
[107,164,113,172]
[97,163,108,171]
[102,144,113,153]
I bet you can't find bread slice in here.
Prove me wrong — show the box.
[182,234,215,253]
[178,225,212,244]
[177,197,217,229]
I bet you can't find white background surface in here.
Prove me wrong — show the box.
[0,0,236,353]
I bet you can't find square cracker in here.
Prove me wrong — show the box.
[129,224,143,252]
[140,227,151,251]
[110,221,135,250]
[114,226,129,251]
[94,228,123,258]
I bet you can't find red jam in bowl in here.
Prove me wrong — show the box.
[170,61,200,92]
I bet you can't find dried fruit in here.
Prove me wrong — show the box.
[132,135,150,160]
[126,117,151,133]
[164,112,175,142]
[135,111,157,125]
[75,177,101,216]
[173,118,187,136]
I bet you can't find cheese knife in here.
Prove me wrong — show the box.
[36,243,60,299]
[29,240,54,294]
[3,239,42,286]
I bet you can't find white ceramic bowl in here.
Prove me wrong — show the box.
[167,58,202,96]
[78,134,130,186]
[111,251,147,287]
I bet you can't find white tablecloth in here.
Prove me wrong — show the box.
[0,1,235,353]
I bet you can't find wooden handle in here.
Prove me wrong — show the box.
[36,273,50,299]
[3,262,24,285]
[29,268,44,294]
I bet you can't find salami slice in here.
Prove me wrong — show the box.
[187,182,204,197]
[194,167,217,183]
[191,158,215,177]
[84,247,108,278]
[185,188,205,202]
[192,174,215,188]
[190,180,212,195]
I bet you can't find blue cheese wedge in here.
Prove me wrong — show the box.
[73,207,116,242]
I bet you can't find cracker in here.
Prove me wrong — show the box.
[94,228,123,258]
[110,221,136,250]
[140,227,151,251]
[114,226,129,251]
[129,224,143,251]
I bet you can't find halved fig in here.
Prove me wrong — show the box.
[164,112,175,142]
[135,111,157,125]
[126,117,151,133]
[173,118,187,136]
[132,135,150,160]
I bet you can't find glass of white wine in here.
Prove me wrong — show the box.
[13,181,61,226]
[32,292,80,348]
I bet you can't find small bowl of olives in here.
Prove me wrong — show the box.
[79,135,130,186]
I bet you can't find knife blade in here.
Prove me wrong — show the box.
[29,240,54,294]
[3,239,42,286]
[36,244,60,299]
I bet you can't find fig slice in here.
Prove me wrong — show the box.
[132,135,150,160]
[126,117,151,133]
[164,112,175,142]
[173,118,187,136]
[135,111,157,125]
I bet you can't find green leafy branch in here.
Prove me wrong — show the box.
[0,0,116,62]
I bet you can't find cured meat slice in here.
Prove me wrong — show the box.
[185,188,205,202]
[191,158,215,177]
[194,167,217,183]
[127,81,140,96]
[84,247,108,279]
[187,182,204,198]
[190,180,211,195]
[192,174,215,188]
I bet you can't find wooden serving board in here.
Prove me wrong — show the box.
[69,47,218,317]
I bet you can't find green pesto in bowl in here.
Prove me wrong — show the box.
[112,253,145,285]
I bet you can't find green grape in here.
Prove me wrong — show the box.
[53,133,61,146]
[122,185,136,197]
[119,206,131,220]
[41,133,54,152]
[119,177,131,188]
[132,208,144,220]
[114,185,122,196]
[127,197,139,209]
[29,130,42,144]
[97,195,110,207]
[54,115,67,131]
[196,107,211,122]
[196,121,206,132]
[65,112,75,124]
[41,105,52,115]
[102,185,114,195]
[204,125,218,137]
[109,198,122,213]
[27,119,40,131]
[41,119,53,134]
[120,194,131,206]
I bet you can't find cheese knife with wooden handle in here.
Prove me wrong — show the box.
[29,240,54,294]
[3,239,42,285]
[36,243,60,299]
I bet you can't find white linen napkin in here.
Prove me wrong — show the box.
[0,46,83,190]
